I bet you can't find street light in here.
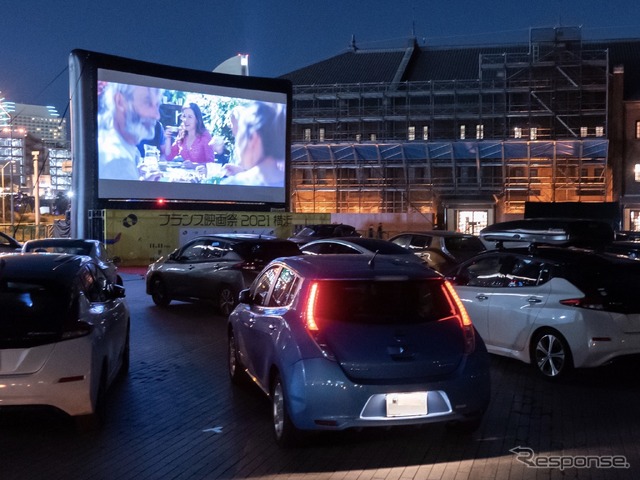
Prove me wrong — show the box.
[1,160,14,224]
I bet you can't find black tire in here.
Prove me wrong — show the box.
[446,413,484,434]
[218,285,237,316]
[118,324,130,379]
[76,366,107,432]
[531,329,573,380]
[228,329,244,385]
[150,277,171,307]
[271,373,299,447]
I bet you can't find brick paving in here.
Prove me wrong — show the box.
[1,268,639,479]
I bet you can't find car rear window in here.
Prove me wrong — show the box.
[0,280,71,347]
[443,236,486,255]
[312,279,455,325]
[234,241,300,263]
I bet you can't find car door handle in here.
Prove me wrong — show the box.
[476,294,489,301]
[528,297,542,304]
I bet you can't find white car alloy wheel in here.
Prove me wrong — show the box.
[532,330,572,379]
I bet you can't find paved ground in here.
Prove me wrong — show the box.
[1,268,640,479]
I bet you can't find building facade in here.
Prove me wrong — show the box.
[282,27,640,233]
[0,100,72,217]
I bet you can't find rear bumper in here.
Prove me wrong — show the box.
[0,338,96,417]
[283,349,491,431]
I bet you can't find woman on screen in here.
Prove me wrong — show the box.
[164,103,214,167]
[221,101,285,188]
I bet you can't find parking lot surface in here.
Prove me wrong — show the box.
[2,268,640,479]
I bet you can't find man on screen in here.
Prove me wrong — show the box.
[220,101,286,187]
[98,83,163,181]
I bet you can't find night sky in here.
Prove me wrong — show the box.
[1,0,638,117]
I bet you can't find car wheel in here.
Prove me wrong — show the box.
[150,277,171,307]
[228,328,244,385]
[218,285,237,316]
[271,373,299,447]
[118,324,130,379]
[446,412,484,434]
[76,365,107,432]
[531,329,573,380]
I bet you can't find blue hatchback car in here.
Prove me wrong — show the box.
[227,254,491,446]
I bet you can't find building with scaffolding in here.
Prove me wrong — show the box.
[281,26,640,233]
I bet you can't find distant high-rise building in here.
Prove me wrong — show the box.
[1,102,67,143]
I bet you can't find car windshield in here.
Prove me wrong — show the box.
[312,279,454,325]
[0,279,71,347]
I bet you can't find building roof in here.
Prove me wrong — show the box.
[281,37,640,100]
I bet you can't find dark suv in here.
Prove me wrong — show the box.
[146,234,301,315]
[389,231,486,272]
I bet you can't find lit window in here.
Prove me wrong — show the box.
[319,128,325,142]
[408,126,416,141]
[635,164,640,182]
[423,126,429,140]
[460,125,466,139]
[580,127,588,138]
[476,124,484,140]
[303,128,311,142]
[636,121,640,139]
[595,126,604,137]
[514,127,522,139]
[530,128,537,140]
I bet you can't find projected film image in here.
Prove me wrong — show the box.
[95,69,288,205]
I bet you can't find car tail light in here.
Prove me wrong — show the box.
[442,280,476,354]
[303,282,335,360]
[61,321,93,340]
[559,297,605,310]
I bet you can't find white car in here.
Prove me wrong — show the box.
[446,244,640,379]
[22,238,122,285]
[0,253,130,428]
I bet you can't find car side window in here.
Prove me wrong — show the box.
[390,235,410,248]
[409,235,430,251]
[301,244,322,255]
[464,255,515,288]
[507,258,547,287]
[251,266,280,306]
[318,243,357,254]
[180,240,207,262]
[79,264,109,303]
[269,267,300,307]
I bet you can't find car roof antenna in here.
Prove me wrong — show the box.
[368,251,380,268]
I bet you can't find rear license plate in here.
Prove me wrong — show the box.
[386,392,428,417]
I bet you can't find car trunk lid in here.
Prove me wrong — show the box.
[305,278,468,381]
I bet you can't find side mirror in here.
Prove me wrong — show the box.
[107,283,126,299]
[238,288,253,305]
